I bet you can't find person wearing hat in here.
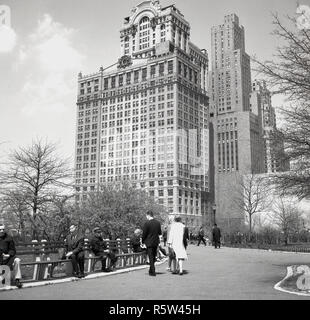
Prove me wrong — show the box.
[89,227,117,272]
[130,229,144,253]
[167,216,188,275]
[65,224,85,278]
[142,210,162,277]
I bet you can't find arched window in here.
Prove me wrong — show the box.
[139,16,150,50]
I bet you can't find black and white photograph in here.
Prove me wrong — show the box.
[1,0,310,308]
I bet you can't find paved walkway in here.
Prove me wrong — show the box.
[1,245,310,300]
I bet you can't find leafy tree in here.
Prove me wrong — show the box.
[76,183,167,239]
[255,14,310,199]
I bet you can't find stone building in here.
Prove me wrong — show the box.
[75,1,210,228]
[251,80,290,173]
[209,14,265,231]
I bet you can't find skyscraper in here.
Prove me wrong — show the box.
[251,80,290,173]
[75,1,210,228]
[209,14,264,230]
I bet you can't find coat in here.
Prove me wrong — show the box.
[212,227,221,242]
[142,218,162,248]
[89,234,107,256]
[0,233,16,257]
[65,232,84,255]
[168,222,188,260]
[183,226,189,249]
[130,235,143,253]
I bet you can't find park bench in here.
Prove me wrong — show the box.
[14,238,147,283]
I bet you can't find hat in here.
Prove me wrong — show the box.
[134,228,142,235]
[93,227,101,233]
[69,225,76,231]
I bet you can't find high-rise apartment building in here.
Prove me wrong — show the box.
[209,14,264,230]
[75,1,210,228]
[251,80,290,173]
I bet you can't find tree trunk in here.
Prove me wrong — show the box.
[249,214,252,242]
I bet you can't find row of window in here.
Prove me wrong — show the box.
[101,61,174,90]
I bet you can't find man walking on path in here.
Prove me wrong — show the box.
[142,210,162,277]
[212,224,221,249]
[197,227,206,246]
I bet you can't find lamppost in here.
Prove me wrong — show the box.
[212,204,216,225]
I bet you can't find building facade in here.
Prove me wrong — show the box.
[209,14,265,231]
[74,1,210,228]
[251,80,290,173]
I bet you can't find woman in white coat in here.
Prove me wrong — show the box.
[167,216,188,275]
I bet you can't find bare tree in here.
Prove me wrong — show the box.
[1,190,29,240]
[1,139,73,239]
[269,197,304,245]
[254,14,310,199]
[233,174,271,238]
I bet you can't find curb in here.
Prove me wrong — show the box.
[223,247,310,255]
[274,266,310,297]
[0,258,168,292]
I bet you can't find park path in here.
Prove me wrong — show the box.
[1,245,310,300]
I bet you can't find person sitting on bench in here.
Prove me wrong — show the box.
[89,227,117,272]
[65,224,85,278]
[0,224,22,288]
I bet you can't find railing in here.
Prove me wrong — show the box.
[16,238,147,283]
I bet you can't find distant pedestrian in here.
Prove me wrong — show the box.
[142,210,162,277]
[197,227,206,246]
[212,224,221,249]
[183,225,189,249]
[65,224,85,278]
[168,216,188,275]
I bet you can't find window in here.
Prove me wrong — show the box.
[139,17,150,50]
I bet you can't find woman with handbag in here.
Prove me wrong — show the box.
[167,216,188,275]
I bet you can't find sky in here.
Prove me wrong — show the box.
[0,0,307,167]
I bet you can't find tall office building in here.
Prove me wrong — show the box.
[251,80,290,173]
[75,1,210,228]
[209,14,264,230]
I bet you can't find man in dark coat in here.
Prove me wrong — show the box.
[65,224,85,278]
[142,210,162,276]
[212,224,222,249]
[89,227,117,272]
[0,224,22,288]
[183,225,190,249]
[197,227,206,246]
